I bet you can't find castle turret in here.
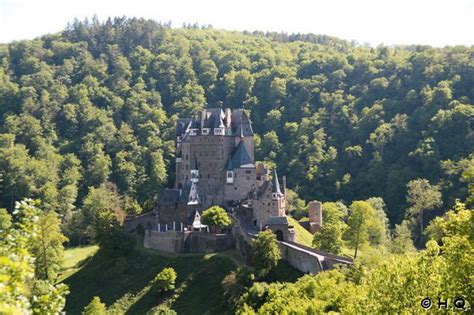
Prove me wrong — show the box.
[271,169,284,199]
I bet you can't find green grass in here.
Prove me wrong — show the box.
[58,245,99,282]
[288,217,314,247]
[61,246,238,314]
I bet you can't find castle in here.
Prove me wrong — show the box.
[156,108,295,241]
[125,108,352,273]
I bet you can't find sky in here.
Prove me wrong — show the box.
[0,0,473,46]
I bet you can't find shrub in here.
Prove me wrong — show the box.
[153,267,177,293]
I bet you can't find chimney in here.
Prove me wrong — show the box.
[200,109,206,130]
[225,108,232,128]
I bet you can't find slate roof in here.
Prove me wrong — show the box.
[230,141,253,168]
[272,169,283,196]
[176,118,192,136]
[202,108,225,129]
[175,108,254,137]
[186,181,200,205]
[158,189,181,205]
[225,157,234,171]
[267,216,289,225]
[231,109,254,136]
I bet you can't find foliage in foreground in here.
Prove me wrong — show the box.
[238,201,473,314]
[0,199,68,314]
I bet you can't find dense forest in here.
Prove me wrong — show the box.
[0,17,473,240]
[0,17,473,314]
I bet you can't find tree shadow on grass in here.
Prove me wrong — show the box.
[127,254,237,315]
[63,248,237,314]
[63,249,181,314]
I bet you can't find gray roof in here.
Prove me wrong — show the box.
[272,169,283,196]
[158,189,181,205]
[230,141,253,168]
[202,108,225,130]
[176,108,254,137]
[231,109,254,136]
[267,216,289,225]
[225,157,234,171]
[176,118,192,136]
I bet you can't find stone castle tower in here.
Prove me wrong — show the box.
[154,108,293,241]
[174,108,256,207]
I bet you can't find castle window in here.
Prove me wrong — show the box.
[207,174,210,179]
[186,165,188,170]
[214,128,224,135]
[186,154,189,160]
[247,177,250,180]
[245,170,251,174]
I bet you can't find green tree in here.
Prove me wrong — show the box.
[345,201,376,258]
[82,296,106,315]
[0,208,12,234]
[389,220,415,254]
[251,230,281,278]
[406,179,442,242]
[31,210,68,280]
[153,267,177,293]
[0,199,68,314]
[201,206,232,232]
[313,223,346,254]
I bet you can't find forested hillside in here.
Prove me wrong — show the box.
[0,17,472,238]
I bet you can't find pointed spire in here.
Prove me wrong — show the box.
[272,168,283,196]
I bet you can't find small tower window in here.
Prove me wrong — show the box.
[226,171,234,184]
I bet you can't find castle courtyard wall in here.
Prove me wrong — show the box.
[143,230,234,253]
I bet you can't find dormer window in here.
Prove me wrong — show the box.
[191,169,199,183]
[214,127,225,135]
[190,129,198,136]
[202,128,210,135]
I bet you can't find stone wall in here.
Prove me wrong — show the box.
[224,168,256,202]
[143,230,234,253]
[279,242,323,274]
[183,232,234,253]
[144,230,185,253]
